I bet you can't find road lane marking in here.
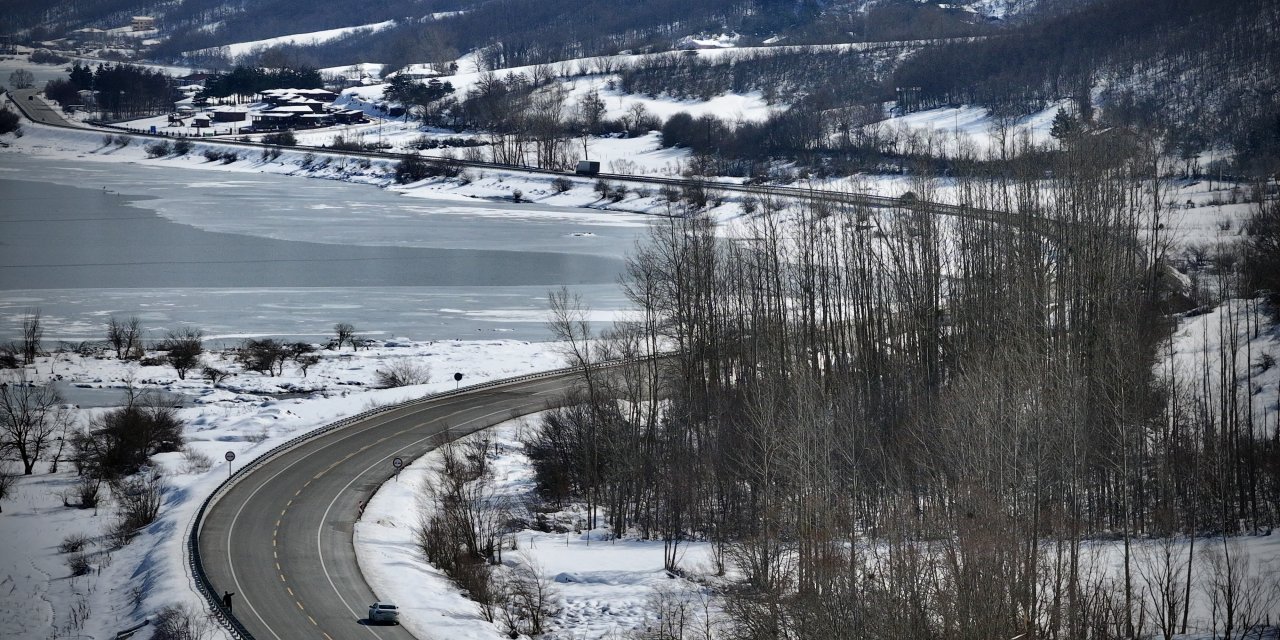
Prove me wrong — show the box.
[309,616,318,626]
[216,378,574,640]
[315,397,554,638]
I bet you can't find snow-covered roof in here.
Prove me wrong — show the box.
[269,106,315,113]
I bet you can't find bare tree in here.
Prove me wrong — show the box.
[235,339,290,376]
[0,470,15,513]
[160,327,204,380]
[0,373,71,474]
[201,365,231,387]
[499,553,560,637]
[333,322,357,350]
[7,69,33,90]
[1136,537,1190,640]
[21,308,42,365]
[107,316,143,360]
[108,469,166,546]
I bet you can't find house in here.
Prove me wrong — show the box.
[210,107,247,122]
[131,16,156,31]
[327,109,365,125]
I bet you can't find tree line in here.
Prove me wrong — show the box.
[525,134,1280,637]
[43,62,173,119]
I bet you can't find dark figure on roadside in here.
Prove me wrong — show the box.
[222,591,235,613]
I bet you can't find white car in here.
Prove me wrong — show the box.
[368,602,399,625]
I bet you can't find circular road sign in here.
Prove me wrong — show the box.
[392,457,404,469]
[224,451,236,462]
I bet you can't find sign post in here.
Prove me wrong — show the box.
[454,372,463,389]
[224,451,236,478]
[392,456,403,481]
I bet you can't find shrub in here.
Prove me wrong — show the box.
[0,107,18,136]
[152,604,213,640]
[101,134,117,147]
[551,177,572,193]
[394,154,433,184]
[59,532,90,554]
[145,141,173,158]
[179,447,213,474]
[67,552,91,576]
[73,475,102,509]
[29,49,68,64]
[511,189,524,202]
[375,360,430,388]
[328,134,380,151]
[261,130,296,146]
[172,139,193,156]
[73,396,184,478]
[109,470,165,539]
[201,149,221,162]
[218,151,239,164]
[115,136,130,148]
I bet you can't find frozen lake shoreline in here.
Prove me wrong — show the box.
[0,151,644,343]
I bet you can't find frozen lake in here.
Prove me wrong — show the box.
[0,155,645,343]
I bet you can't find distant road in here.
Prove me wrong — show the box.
[197,373,580,640]
[8,88,74,127]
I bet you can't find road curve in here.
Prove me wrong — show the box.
[198,373,582,640]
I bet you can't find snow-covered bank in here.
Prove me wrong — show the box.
[0,338,565,638]
[357,415,721,640]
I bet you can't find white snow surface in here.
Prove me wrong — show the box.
[1165,299,1280,438]
[873,100,1068,158]
[196,21,397,59]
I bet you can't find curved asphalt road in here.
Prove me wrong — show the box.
[7,88,75,126]
[199,373,581,640]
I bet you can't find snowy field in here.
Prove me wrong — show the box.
[188,21,397,59]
